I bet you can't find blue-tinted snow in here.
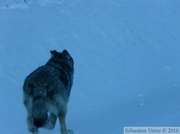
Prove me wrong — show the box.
[0,0,180,134]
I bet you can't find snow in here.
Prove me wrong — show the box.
[0,0,180,134]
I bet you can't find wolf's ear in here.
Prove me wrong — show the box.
[50,50,58,57]
[62,49,71,59]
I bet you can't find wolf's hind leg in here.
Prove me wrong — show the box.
[44,113,57,130]
[27,115,39,134]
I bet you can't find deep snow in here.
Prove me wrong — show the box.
[0,0,180,134]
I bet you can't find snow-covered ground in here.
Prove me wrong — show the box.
[0,0,180,133]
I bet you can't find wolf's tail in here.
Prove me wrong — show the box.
[32,87,48,128]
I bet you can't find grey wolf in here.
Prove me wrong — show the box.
[23,50,74,134]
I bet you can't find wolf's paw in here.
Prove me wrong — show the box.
[32,132,38,134]
[68,129,74,134]
[29,127,39,134]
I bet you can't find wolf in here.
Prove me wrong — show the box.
[23,50,74,134]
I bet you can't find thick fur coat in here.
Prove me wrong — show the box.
[23,50,74,134]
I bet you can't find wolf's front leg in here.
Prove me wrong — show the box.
[58,112,74,134]
[27,115,39,134]
[59,113,74,134]
[59,112,68,134]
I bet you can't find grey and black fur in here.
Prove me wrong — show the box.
[23,50,74,134]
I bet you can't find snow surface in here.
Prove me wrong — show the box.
[0,0,180,134]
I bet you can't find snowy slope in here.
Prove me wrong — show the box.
[0,0,180,134]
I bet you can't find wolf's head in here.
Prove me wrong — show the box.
[49,49,74,74]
